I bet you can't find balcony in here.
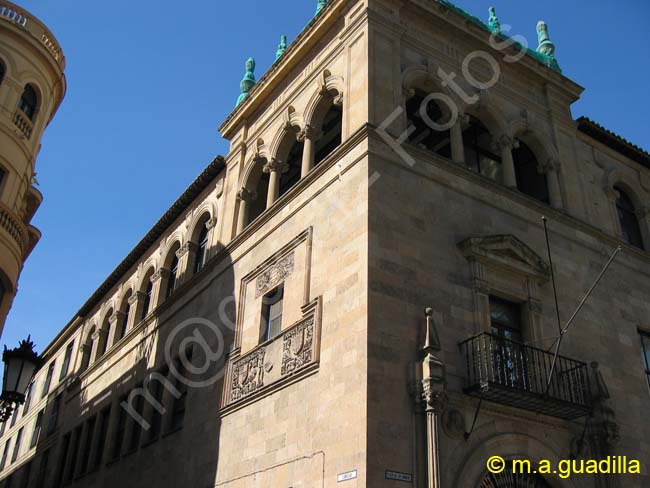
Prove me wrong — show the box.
[459,333,592,420]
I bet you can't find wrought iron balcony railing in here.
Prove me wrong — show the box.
[459,333,592,420]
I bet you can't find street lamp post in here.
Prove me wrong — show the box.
[0,337,41,422]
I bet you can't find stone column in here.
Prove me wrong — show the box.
[298,125,318,177]
[421,309,446,488]
[263,158,289,208]
[127,291,146,330]
[175,242,197,284]
[150,268,169,308]
[110,311,127,344]
[450,117,465,164]
[498,135,517,188]
[541,158,563,209]
[236,188,255,234]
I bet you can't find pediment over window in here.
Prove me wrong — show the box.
[458,235,550,282]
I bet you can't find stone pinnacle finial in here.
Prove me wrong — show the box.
[315,0,328,16]
[488,7,501,34]
[423,307,441,352]
[275,35,288,61]
[236,57,256,107]
[536,20,556,57]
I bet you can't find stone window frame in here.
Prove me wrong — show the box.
[458,234,551,346]
[233,227,313,352]
[639,329,650,393]
[603,170,650,251]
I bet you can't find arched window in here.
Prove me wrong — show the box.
[166,252,180,299]
[0,61,5,85]
[140,270,154,321]
[116,293,131,343]
[18,84,38,121]
[615,187,644,249]
[405,90,451,159]
[314,104,342,165]
[278,138,304,198]
[80,328,95,373]
[462,115,502,183]
[194,224,209,274]
[246,161,269,226]
[512,141,549,204]
[96,313,112,359]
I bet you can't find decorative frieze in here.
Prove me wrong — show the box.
[255,252,295,298]
[230,348,266,403]
[281,317,314,376]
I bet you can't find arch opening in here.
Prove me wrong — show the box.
[513,141,550,203]
[615,186,644,249]
[405,90,452,159]
[19,84,38,121]
[462,115,502,183]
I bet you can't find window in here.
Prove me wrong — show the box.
[111,398,127,459]
[640,332,650,391]
[489,297,526,389]
[170,349,192,432]
[46,394,62,436]
[59,342,74,381]
[65,425,82,482]
[10,428,22,463]
[141,279,153,321]
[18,85,37,121]
[194,225,209,274]
[93,407,110,469]
[0,61,5,85]
[314,104,343,165]
[261,284,284,342]
[167,254,179,299]
[405,91,451,159]
[462,115,503,183]
[615,187,644,249]
[9,408,18,429]
[0,440,9,470]
[22,383,33,417]
[147,370,167,441]
[80,330,94,373]
[127,388,144,451]
[78,416,95,475]
[0,167,6,194]
[96,315,111,359]
[19,460,31,488]
[34,449,50,488]
[29,411,43,449]
[513,141,549,203]
[54,432,70,487]
[41,362,55,399]
[278,139,304,198]
[117,300,130,341]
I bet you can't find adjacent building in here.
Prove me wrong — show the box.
[0,0,66,337]
[0,0,648,487]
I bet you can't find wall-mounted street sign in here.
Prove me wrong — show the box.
[337,470,358,482]
[385,470,413,483]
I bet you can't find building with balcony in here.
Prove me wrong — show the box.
[0,0,648,487]
[0,0,66,337]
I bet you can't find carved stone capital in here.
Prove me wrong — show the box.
[263,158,289,174]
[528,298,543,314]
[109,311,125,324]
[421,379,447,414]
[333,93,344,107]
[151,268,170,283]
[402,87,416,101]
[205,217,218,230]
[297,124,319,142]
[496,134,514,150]
[538,157,560,174]
[128,291,146,305]
[237,187,256,203]
[473,278,491,295]
[176,241,194,258]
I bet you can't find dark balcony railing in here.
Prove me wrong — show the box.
[459,333,592,420]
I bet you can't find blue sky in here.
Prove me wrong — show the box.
[3,0,649,354]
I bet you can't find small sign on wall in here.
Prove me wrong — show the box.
[385,470,413,483]
[337,470,358,482]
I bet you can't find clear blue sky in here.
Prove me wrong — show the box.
[3,0,649,354]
